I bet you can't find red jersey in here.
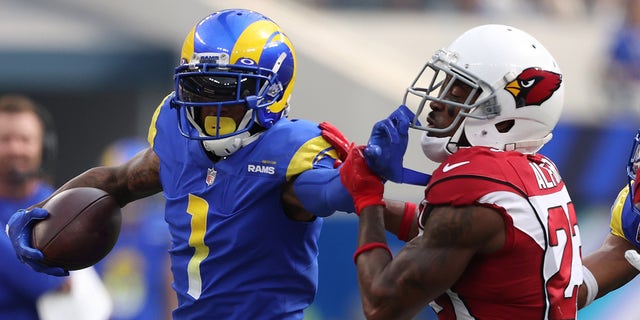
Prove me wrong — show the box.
[422,147,582,320]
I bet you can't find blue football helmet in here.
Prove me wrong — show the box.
[171,9,296,156]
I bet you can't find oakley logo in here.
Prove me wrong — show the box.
[238,58,257,66]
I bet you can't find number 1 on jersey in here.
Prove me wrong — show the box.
[186,194,210,299]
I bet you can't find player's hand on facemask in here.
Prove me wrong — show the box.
[364,105,431,186]
[339,146,385,214]
[319,121,354,168]
[6,208,69,276]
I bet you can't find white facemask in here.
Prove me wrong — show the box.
[420,132,453,163]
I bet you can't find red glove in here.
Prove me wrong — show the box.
[339,146,385,214]
[319,122,354,168]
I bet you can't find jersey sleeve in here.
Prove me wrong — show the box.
[609,182,640,249]
[610,186,629,239]
[279,120,339,181]
[147,94,172,149]
[609,185,640,249]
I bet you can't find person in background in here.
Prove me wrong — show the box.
[0,94,113,320]
[603,0,640,119]
[0,94,69,320]
[93,138,175,320]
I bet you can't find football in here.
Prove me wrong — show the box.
[32,187,122,271]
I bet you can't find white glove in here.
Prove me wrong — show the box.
[624,250,640,271]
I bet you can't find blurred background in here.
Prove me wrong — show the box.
[2,0,639,318]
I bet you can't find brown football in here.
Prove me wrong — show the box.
[32,187,122,270]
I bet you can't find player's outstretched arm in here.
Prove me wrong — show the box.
[5,147,162,276]
[355,204,504,319]
[580,234,640,308]
[317,120,422,240]
[340,146,504,319]
[49,147,162,208]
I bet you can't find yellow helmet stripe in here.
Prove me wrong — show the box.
[232,20,278,63]
[180,26,196,62]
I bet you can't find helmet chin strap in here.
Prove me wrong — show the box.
[422,123,552,162]
[420,117,467,163]
[421,133,454,163]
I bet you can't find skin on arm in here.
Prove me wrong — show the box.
[355,204,505,320]
[381,199,421,242]
[578,234,640,308]
[31,147,162,209]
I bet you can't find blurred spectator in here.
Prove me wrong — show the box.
[604,0,640,119]
[93,137,175,320]
[0,93,110,320]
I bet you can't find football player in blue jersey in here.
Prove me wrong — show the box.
[578,129,640,308]
[3,9,377,320]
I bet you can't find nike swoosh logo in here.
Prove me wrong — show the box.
[442,161,470,172]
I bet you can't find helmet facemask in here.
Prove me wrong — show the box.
[404,49,500,136]
[173,59,284,156]
[406,50,499,161]
[405,25,564,159]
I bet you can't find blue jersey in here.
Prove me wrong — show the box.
[610,186,640,248]
[0,182,66,320]
[148,98,339,319]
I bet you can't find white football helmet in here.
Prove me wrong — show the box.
[406,24,564,161]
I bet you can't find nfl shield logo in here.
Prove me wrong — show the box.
[206,168,217,186]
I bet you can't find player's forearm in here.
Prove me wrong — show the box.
[355,205,395,319]
[382,199,419,241]
[292,168,355,216]
[39,165,159,209]
[355,205,427,320]
[579,234,640,308]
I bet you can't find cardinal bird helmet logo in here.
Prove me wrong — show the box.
[504,67,562,108]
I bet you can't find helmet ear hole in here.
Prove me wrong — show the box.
[495,120,515,133]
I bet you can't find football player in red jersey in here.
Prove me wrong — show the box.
[339,24,582,319]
